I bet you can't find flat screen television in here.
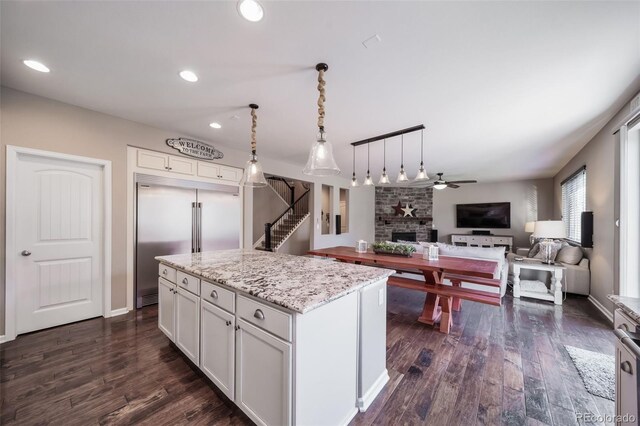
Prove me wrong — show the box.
[456,202,511,229]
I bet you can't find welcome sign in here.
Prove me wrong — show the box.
[166,138,224,160]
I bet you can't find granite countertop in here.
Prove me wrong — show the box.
[608,295,640,323]
[156,249,395,314]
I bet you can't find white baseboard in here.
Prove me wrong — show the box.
[357,369,390,412]
[588,295,613,323]
[109,308,130,317]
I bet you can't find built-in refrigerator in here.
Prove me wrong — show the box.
[135,174,241,308]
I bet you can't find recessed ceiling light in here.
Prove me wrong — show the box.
[209,122,222,129]
[179,70,198,82]
[23,60,50,73]
[237,0,264,22]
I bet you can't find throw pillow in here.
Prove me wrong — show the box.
[533,241,563,262]
[528,242,541,258]
[556,246,583,265]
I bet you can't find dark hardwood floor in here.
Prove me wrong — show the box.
[1,287,614,425]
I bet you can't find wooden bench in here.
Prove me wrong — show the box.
[387,274,501,333]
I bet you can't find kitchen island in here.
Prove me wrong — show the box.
[156,249,394,426]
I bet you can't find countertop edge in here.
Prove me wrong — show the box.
[157,257,395,314]
[608,294,640,323]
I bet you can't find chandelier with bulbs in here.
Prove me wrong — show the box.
[350,125,429,187]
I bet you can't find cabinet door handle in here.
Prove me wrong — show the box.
[621,360,633,375]
[162,269,168,275]
[253,309,265,320]
[210,290,218,299]
[182,278,188,285]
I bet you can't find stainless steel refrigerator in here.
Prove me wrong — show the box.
[135,174,241,308]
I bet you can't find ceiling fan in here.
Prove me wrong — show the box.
[412,172,478,189]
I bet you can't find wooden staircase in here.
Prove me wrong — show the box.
[257,179,310,252]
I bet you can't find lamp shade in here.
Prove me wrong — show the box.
[532,220,567,239]
[525,221,536,233]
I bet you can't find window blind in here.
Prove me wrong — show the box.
[561,167,586,243]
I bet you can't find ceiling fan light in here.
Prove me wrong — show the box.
[433,183,447,190]
[303,133,341,176]
[396,167,409,183]
[242,155,268,187]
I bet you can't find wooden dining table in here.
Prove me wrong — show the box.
[307,246,500,333]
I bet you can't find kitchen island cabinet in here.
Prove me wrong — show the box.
[157,249,393,426]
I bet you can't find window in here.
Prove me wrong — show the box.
[561,166,586,243]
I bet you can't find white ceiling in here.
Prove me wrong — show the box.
[2,1,639,183]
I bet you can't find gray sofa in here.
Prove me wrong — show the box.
[506,247,590,295]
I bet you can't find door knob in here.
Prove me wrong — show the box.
[21,250,31,256]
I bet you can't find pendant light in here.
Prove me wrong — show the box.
[414,128,429,181]
[241,104,268,187]
[396,134,409,183]
[363,144,374,186]
[303,63,341,176]
[378,139,390,184]
[350,145,359,187]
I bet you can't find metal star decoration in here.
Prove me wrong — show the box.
[401,204,417,217]
[392,201,404,216]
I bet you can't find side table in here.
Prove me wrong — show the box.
[512,260,565,305]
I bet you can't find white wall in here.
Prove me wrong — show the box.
[553,94,639,315]
[432,179,554,248]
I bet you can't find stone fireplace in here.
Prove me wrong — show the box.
[375,186,434,242]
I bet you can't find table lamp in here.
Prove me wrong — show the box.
[532,220,567,264]
[525,221,536,245]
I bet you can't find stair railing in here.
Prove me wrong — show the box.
[266,176,295,206]
[264,189,310,251]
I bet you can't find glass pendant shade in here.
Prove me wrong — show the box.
[379,169,390,185]
[351,173,359,187]
[396,167,408,183]
[242,154,268,187]
[303,132,341,176]
[363,171,374,186]
[414,162,429,181]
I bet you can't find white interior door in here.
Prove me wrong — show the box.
[13,152,105,334]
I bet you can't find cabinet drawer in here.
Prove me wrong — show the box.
[615,309,640,332]
[177,271,201,296]
[237,296,292,342]
[202,280,235,313]
[495,238,510,244]
[158,264,177,283]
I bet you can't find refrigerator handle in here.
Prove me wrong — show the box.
[197,202,203,252]
[191,202,196,253]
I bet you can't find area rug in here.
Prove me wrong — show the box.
[564,345,615,401]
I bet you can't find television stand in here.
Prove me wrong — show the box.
[451,234,513,253]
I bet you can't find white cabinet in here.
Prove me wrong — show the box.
[616,338,638,424]
[158,277,176,341]
[168,156,196,175]
[197,162,241,183]
[236,319,292,426]
[138,150,168,171]
[219,165,241,182]
[175,287,200,365]
[201,300,235,400]
[451,234,513,252]
[135,148,241,183]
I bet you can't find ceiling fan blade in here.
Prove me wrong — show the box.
[447,183,460,189]
[446,180,478,184]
